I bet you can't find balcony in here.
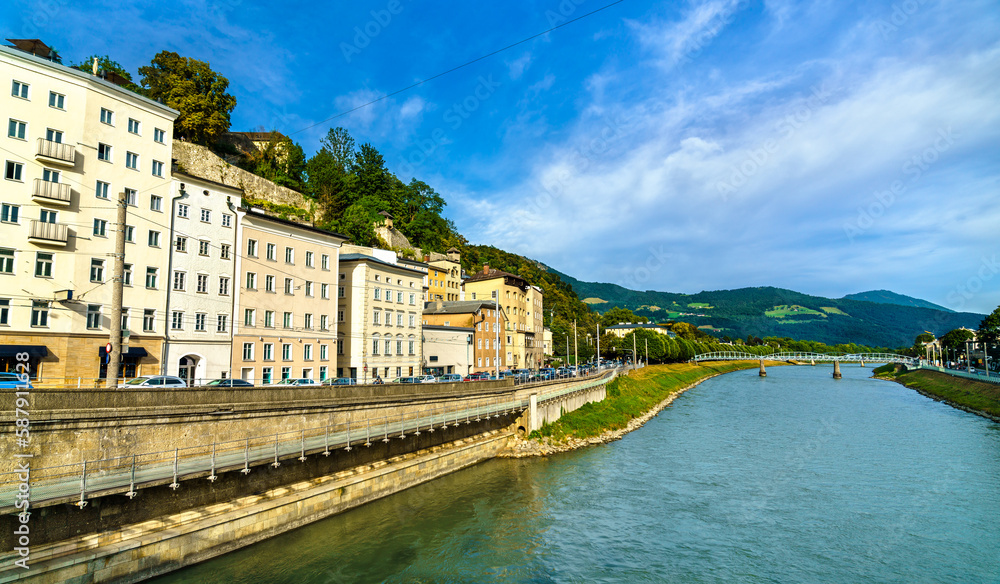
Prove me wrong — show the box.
[35,138,76,167]
[28,220,70,247]
[32,179,72,206]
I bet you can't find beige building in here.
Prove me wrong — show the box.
[605,322,677,339]
[336,245,424,382]
[1,41,178,384]
[426,248,462,301]
[231,208,346,384]
[423,300,507,373]
[462,266,544,369]
[421,325,474,376]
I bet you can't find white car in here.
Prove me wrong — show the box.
[272,378,320,386]
[119,375,186,388]
[415,375,437,383]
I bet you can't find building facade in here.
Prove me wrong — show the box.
[161,173,241,384]
[422,300,507,373]
[230,208,346,384]
[336,248,424,382]
[421,325,474,376]
[426,248,462,301]
[605,322,677,339]
[462,265,544,370]
[1,42,178,384]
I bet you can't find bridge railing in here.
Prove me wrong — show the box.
[693,351,915,365]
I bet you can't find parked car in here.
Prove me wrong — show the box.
[323,377,358,386]
[398,376,419,383]
[119,375,186,388]
[272,378,320,386]
[414,375,437,383]
[205,378,253,388]
[438,373,464,382]
[0,372,32,389]
[538,368,556,380]
[465,372,493,381]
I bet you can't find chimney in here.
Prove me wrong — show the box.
[92,57,98,76]
[483,264,489,274]
[435,300,443,311]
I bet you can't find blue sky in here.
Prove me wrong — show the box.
[5,0,998,313]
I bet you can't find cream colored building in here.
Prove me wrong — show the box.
[336,246,424,382]
[605,322,677,339]
[161,173,241,384]
[426,248,462,301]
[0,42,178,384]
[421,325,473,376]
[231,208,346,384]
[462,266,544,369]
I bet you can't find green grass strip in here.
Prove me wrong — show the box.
[890,369,1000,418]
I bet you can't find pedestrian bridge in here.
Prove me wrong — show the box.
[694,351,917,365]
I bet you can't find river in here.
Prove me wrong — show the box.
[152,365,1000,583]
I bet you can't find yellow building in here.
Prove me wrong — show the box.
[426,248,462,301]
[1,41,178,384]
[462,265,544,369]
[422,300,507,373]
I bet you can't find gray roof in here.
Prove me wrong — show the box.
[423,300,501,315]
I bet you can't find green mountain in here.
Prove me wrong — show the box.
[842,290,953,312]
[548,269,983,349]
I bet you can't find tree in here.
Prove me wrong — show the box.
[600,307,647,327]
[671,322,699,340]
[72,55,143,94]
[979,305,1000,344]
[914,332,935,346]
[940,328,975,349]
[139,51,237,144]
[242,133,306,192]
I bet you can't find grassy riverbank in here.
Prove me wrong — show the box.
[874,365,1000,419]
[531,361,759,441]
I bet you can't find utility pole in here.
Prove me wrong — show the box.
[596,322,601,370]
[107,192,127,388]
[565,334,569,367]
[645,338,648,366]
[494,289,499,378]
[573,320,578,369]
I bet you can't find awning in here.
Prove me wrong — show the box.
[0,345,48,358]
[98,347,149,358]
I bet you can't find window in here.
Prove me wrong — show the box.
[222,214,232,228]
[372,338,380,355]
[146,267,158,288]
[338,286,345,298]
[12,80,28,99]
[409,340,415,355]
[143,309,155,332]
[128,118,140,134]
[5,161,23,181]
[98,143,111,161]
[8,119,26,140]
[177,203,189,218]
[87,305,101,329]
[47,91,64,109]
[219,276,230,295]
[320,345,329,361]
[100,108,114,125]
[152,160,164,177]
[397,340,403,355]
[397,313,404,327]
[95,180,109,199]
[196,274,208,293]
[244,308,256,326]
[305,251,314,267]
[31,301,48,327]
[121,309,130,332]
[338,310,344,322]
[283,312,293,328]
[385,339,391,355]
[262,367,273,384]
[90,258,105,282]
[263,343,273,360]
[200,208,210,222]
[198,240,210,256]
[35,253,52,277]
[45,129,62,144]
[337,341,344,355]
[409,314,415,327]
[148,230,161,247]
[409,293,416,305]
[195,313,207,331]
[150,195,162,211]
[266,243,276,261]
[304,344,313,361]
[217,314,228,333]
[304,313,313,330]
[171,311,184,330]
[0,298,9,325]
[374,287,381,301]
[123,263,132,286]
[281,367,291,380]
[247,239,258,257]
[320,315,329,330]
[320,366,327,380]
[0,248,13,273]
[39,209,56,224]
[245,272,257,290]
[173,271,186,291]
[264,310,274,328]
[305,281,314,297]
[175,236,187,252]
[93,218,107,237]
[284,278,293,295]
[321,284,329,299]
[1,203,18,223]
[373,310,380,325]
[243,343,254,361]
[282,344,292,360]
[285,247,294,264]
[265,275,275,292]
[322,254,330,270]
[220,244,231,260]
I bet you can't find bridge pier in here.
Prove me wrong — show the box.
[759,360,766,377]
[860,360,865,367]
[833,360,842,379]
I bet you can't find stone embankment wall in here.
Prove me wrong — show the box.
[171,140,316,219]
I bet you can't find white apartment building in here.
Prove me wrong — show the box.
[0,41,178,384]
[337,246,424,382]
[161,173,240,384]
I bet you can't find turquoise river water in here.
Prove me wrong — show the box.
[152,365,1000,583]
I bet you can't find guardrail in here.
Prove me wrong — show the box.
[911,364,1000,385]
